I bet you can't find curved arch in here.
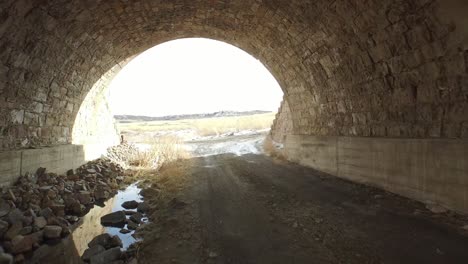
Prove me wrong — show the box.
[71,37,289,158]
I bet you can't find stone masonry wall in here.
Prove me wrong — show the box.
[0,0,467,152]
[270,99,293,143]
[72,64,121,159]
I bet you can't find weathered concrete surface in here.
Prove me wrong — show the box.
[0,150,21,186]
[0,144,86,186]
[285,135,468,213]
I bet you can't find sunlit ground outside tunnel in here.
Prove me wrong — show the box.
[108,38,284,163]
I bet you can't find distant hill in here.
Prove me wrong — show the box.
[114,110,272,122]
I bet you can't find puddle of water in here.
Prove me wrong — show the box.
[71,183,145,255]
[107,183,146,249]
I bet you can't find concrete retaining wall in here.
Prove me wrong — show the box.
[0,145,86,187]
[285,135,468,214]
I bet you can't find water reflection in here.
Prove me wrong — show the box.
[71,183,144,255]
[107,183,145,249]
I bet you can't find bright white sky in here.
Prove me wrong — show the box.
[108,38,283,117]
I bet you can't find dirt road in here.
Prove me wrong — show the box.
[138,154,468,264]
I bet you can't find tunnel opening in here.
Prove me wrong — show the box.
[72,38,288,161]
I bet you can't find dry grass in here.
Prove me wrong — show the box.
[129,136,191,170]
[118,112,275,137]
[133,158,193,263]
[263,136,287,160]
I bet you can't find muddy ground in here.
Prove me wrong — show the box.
[136,154,468,264]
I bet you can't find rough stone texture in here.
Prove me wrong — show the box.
[71,63,122,160]
[0,0,467,153]
[270,99,292,143]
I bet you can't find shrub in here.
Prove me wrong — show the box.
[129,136,190,169]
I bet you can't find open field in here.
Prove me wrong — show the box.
[117,112,276,138]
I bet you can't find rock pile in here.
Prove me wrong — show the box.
[105,143,141,169]
[101,200,149,233]
[0,158,128,262]
[81,233,137,264]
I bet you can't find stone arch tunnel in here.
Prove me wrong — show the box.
[0,0,467,216]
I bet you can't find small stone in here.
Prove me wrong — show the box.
[38,186,53,192]
[11,235,34,254]
[19,226,32,236]
[129,212,143,223]
[126,220,138,230]
[50,204,65,217]
[47,217,69,229]
[76,191,92,205]
[94,189,109,200]
[137,202,149,213]
[66,169,74,176]
[462,225,468,231]
[43,225,62,239]
[5,222,23,241]
[119,229,131,234]
[40,208,54,219]
[121,201,139,209]
[34,217,47,229]
[208,251,218,258]
[101,211,126,227]
[89,247,121,264]
[109,235,123,248]
[47,189,58,199]
[64,215,79,224]
[82,245,105,262]
[7,209,24,225]
[23,216,33,226]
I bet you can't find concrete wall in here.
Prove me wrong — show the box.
[285,135,468,213]
[0,145,86,186]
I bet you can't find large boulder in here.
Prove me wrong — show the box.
[100,211,126,227]
[121,201,139,209]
